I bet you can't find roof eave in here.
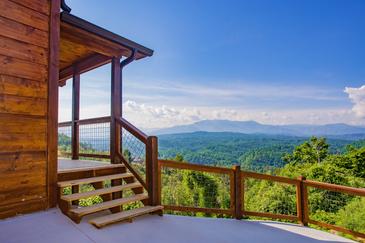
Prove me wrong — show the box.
[60,12,154,59]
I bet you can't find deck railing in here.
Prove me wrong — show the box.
[59,118,364,239]
[58,116,111,160]
[158,160,365,240]
[58,116,159,206]
[116,117,159,205]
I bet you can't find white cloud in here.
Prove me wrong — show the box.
[345,85,365,118]
[121,100,363,129]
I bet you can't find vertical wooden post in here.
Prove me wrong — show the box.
[233,165,242,219]
[146,136,159,205]
[110,57,121,163]
[71,72,80,160]
[157,159,162,206]
[297,176,308,226]
[242,175,245,217]
[47,0,61,208]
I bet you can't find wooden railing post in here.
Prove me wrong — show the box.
[146,136,159,206]
[110,57,121,163]
[71,72,80,160]
[297,176,308,226]
[233,165,242,219]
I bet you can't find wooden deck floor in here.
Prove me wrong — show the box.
[58,158,120,173]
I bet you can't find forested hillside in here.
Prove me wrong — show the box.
[161,137,365,239]
[58,132,365,239]
[158,132,363,171]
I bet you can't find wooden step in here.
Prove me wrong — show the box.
[61,182,143,201]
[57,173,134,187]
[90,205,164,228]
[69,193,149,217]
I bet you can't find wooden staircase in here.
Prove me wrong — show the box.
[58,165,163,228]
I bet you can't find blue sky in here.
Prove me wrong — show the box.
[59,0,365,129]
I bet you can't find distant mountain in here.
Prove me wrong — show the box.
[153,120,365,139]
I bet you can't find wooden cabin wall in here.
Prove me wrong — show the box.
[0,0,59,218]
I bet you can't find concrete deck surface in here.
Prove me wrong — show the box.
[0,209,354,243]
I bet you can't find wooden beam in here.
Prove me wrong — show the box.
[243,210,298,222]
[110,57,121,163]
[233,165,242,220]
[296,176,308,226]
[59,53,110,84]
[304,179,365,197]
[47,0,60,208]
[71,73,80,160]
[163,205,232,216]
[61,12,154,58]
[241,170,299,185]
[61,22,128,58]
[308,219,365,239]
[146,136,159,206]
[117,117,148,143]
[159,159,233,175]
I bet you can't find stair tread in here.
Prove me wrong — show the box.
[58,173,134,187]
[90,205,164,228]
[61,182,143,201]
[69,194,148,217]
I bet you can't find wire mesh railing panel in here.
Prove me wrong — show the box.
[121,127,146,179]
[79,122,110,159]
[58,125,72,158]
[160,166,231,216]
[307,187,365,236]
[244,178,297,218]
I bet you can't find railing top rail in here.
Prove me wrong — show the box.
[77,116,111,125]
[159,159,233,175]
[241,170,299,185]
[58,116,111,127]
[117,117,148,144]
[58,121,72,127]
[304,179,365,197]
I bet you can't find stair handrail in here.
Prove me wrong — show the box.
[116,151,148,190]
[117,117,148,144]
[116,117,159,206]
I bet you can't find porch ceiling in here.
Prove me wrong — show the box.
[59,12,153,83]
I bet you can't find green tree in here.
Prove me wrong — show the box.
[283,137,329,165]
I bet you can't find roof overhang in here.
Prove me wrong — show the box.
[59,12,153,84]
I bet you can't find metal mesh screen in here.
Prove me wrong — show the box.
[79,122,110,157]
[308,187,365,235]
[58,125,72,158]
[121,127,146,179]
[160,166,231,216]
[244,178,297,217]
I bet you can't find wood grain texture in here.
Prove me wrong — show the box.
[0,36,48,65]
[0,114,46,133]
[0,75,47,98]
[0,0,49,31]
[0,0,50,218]
[0,198,47,219]
[0,15,48,48]
[0,151,46,173]
[0,55,47,81]
[0,94,46,116]
[0,132,46,152]
[9,0,50,16]
[47,0,61,208]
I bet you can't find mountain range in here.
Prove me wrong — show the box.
[152,120,365,139]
